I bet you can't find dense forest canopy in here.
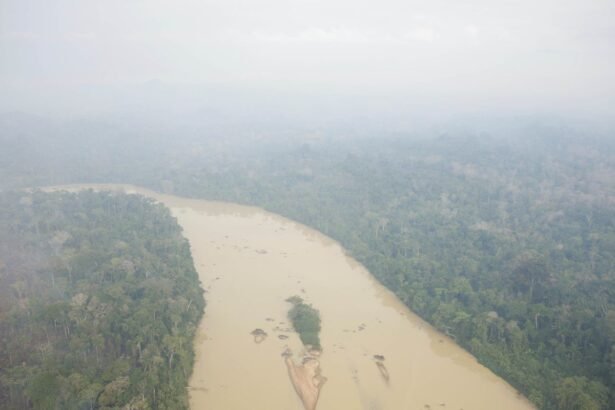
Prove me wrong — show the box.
[0,190,204,409]
[286,296,322,350]
[2,0,614,408]
[1,115,614,408]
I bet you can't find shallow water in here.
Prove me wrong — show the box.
[50,184,535,410]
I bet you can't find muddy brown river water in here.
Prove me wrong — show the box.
[50,184,535,410]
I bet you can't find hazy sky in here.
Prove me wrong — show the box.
[1,0,614,119]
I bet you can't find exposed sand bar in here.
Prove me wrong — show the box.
[47,184,535,410]
[283,349,326,410]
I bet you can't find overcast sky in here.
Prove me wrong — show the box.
[1,0,614,121]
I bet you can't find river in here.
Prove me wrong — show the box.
[50,184,535,410]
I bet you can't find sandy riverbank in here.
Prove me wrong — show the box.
[45,184,535,410]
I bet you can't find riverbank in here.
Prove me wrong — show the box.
[46,184,535,410]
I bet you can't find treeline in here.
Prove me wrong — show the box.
[153,133,615,409]
[1,115,614,408]
[0,190,204,409]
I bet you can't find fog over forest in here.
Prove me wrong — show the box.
[1,1,614,410]
[1,0,614,128]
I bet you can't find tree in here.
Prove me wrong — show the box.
[27,372,59,410]
[511,252,549,302]
[555,377,608,410]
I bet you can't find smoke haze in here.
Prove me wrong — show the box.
[1,0,614,126]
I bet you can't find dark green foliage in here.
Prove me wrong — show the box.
[554,376,609,410]
[286,296,321,349]
[1,116,614,408]
[152,134,613,409]
[0,190,204,409]
[26,373,59,410]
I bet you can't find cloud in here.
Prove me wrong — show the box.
[0,0,613,120]
[464,25,480,39]
[247,27,366,44]
[5,31,41,41]
[404,27,437,42]
[64,31,97,42]
[241,26,441,46]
